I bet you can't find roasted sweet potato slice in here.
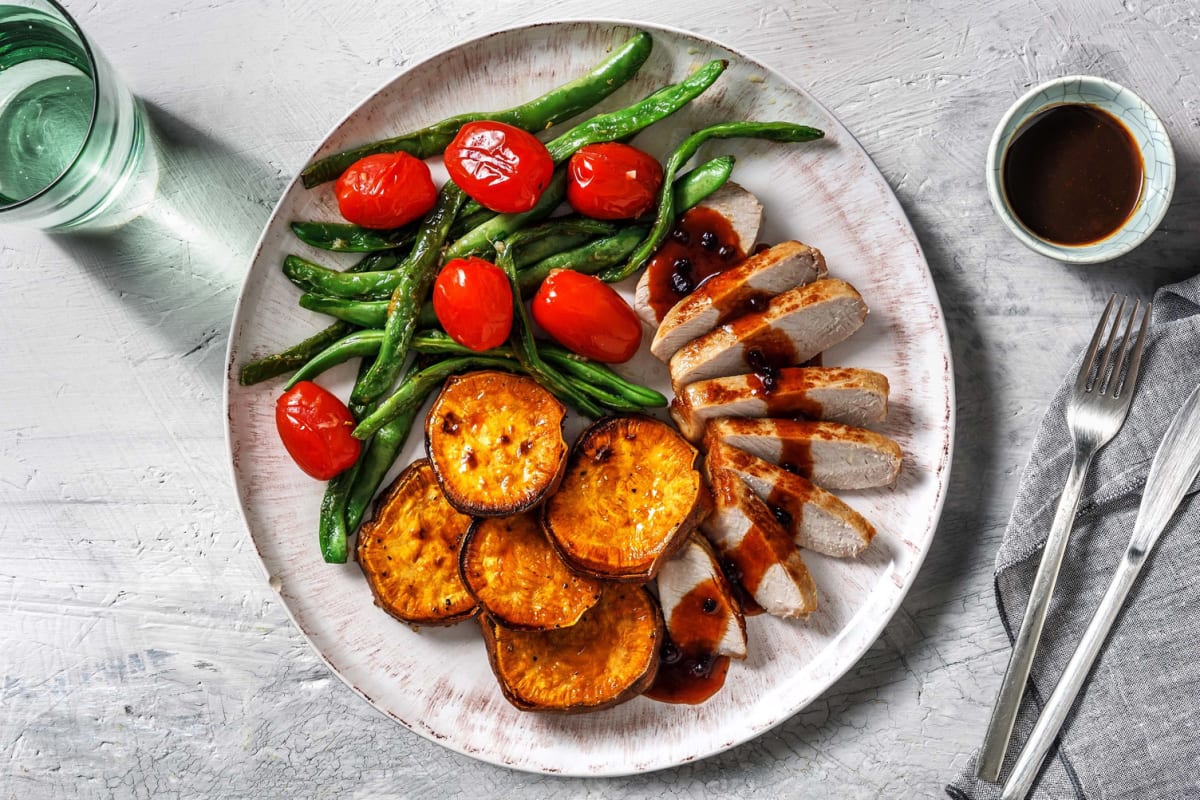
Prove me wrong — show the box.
[480,583,663,713]
[356,459,477,626]
[426,371,568,516]
[460,512,603,630]
[543,415,708,582]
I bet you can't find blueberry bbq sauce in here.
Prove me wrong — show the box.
[645,578,736,704]
[646,206,745,320]
[1002,104,1143,245]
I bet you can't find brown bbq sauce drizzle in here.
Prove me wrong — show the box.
[766,487,803,534]
[722,559,766,617]
[777,439,814,478]
[646,207,744,320]
[645,578,734,704]
[745,348,781,395]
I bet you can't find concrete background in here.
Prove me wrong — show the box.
[3,0,1198,796]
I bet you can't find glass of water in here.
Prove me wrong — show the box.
[0,0,155,230]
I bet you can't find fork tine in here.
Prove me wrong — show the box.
[1076,295,1117,394]
[1114,301,1153,399]
[1101,299,1139,395]
[1095,296,1128,394]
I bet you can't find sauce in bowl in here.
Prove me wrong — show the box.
[1002,104,1143,246]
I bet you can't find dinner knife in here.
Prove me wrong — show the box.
[1000,382,1200,800]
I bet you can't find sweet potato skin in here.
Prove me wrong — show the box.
[459,512,602,631]
[425,371,568,517]
[356,459,478,626]
[479,583,663,713]
[542,415,709,582]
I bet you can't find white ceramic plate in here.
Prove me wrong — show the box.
[224,20,954,776]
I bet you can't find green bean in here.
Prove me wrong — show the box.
[293,327,658,442]
[238,225,423,387]
[541,349,667,407]
[283,328,497,380]
[319,464,358,563]
[297,220,622,331]
[517,226,646,290]
[433,61,726,262]
[299,32,654,188]
[412,330,493,358]
[291,215,615,300]
[340,356,431,538]
[238,320,355,386]
[290,221,418,253]
[353,356,522,439]
[298,227,639,330]
[672,154,735,211]
[353,250,403,272]
[353,184,467,404]
[284,255,406,298]
[494,232,605,417]
[343,406,419,534]
[507,157,731,291]
[542,59,728,163]
[448,206,497,240]
[299,294,389,328]
[416,302,438,330]
[410,331,663,409]
[554,373,642,412]
[599,121,824,282]
[442,169,568,261]
[503,218,616,266]
[318,358,377,563]
[241,243,403,386]
[285,329,385,389]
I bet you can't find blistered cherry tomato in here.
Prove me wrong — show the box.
[275,381,361,480]
[444,121,554,213]
[566,143,663,220]
[432,257,514,351]
[335,152,437,229]
[532,269,642,363]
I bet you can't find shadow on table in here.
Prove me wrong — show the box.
[1069,149,1200,295]
[48,102,283,395]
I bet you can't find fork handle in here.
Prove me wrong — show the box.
[1000,550,1143,799]
[976,444,1096,782]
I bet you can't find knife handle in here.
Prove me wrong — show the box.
[1000,550,1144,800]
[976,445,1095,782]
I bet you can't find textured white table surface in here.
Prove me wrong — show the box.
[3,1,1198,797]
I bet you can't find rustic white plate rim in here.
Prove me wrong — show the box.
[223,18,955,776]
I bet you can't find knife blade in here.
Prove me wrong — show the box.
[1001,382,1200,800]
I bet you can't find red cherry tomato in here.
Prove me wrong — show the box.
[335,152,437,230]
[432,257,514,351]
[531,269,642,363]
[566,143,663,220]
[444,121,554,213]
[275,381,361,480]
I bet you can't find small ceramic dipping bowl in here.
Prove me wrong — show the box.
[986,75,1175,264]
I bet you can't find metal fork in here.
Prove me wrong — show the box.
[976,294,1152,783]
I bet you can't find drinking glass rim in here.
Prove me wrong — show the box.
[0,0,102,213]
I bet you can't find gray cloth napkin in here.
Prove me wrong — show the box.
[947,276,1200,800]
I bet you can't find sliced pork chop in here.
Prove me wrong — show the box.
[655,534,747,659]
[649,241,828,361]
[702,467,818,618]
[705,418,902,490]
[706,439,874,558]
[634,181,764,326]
[669,279,868,388]
[670,367,890,442]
